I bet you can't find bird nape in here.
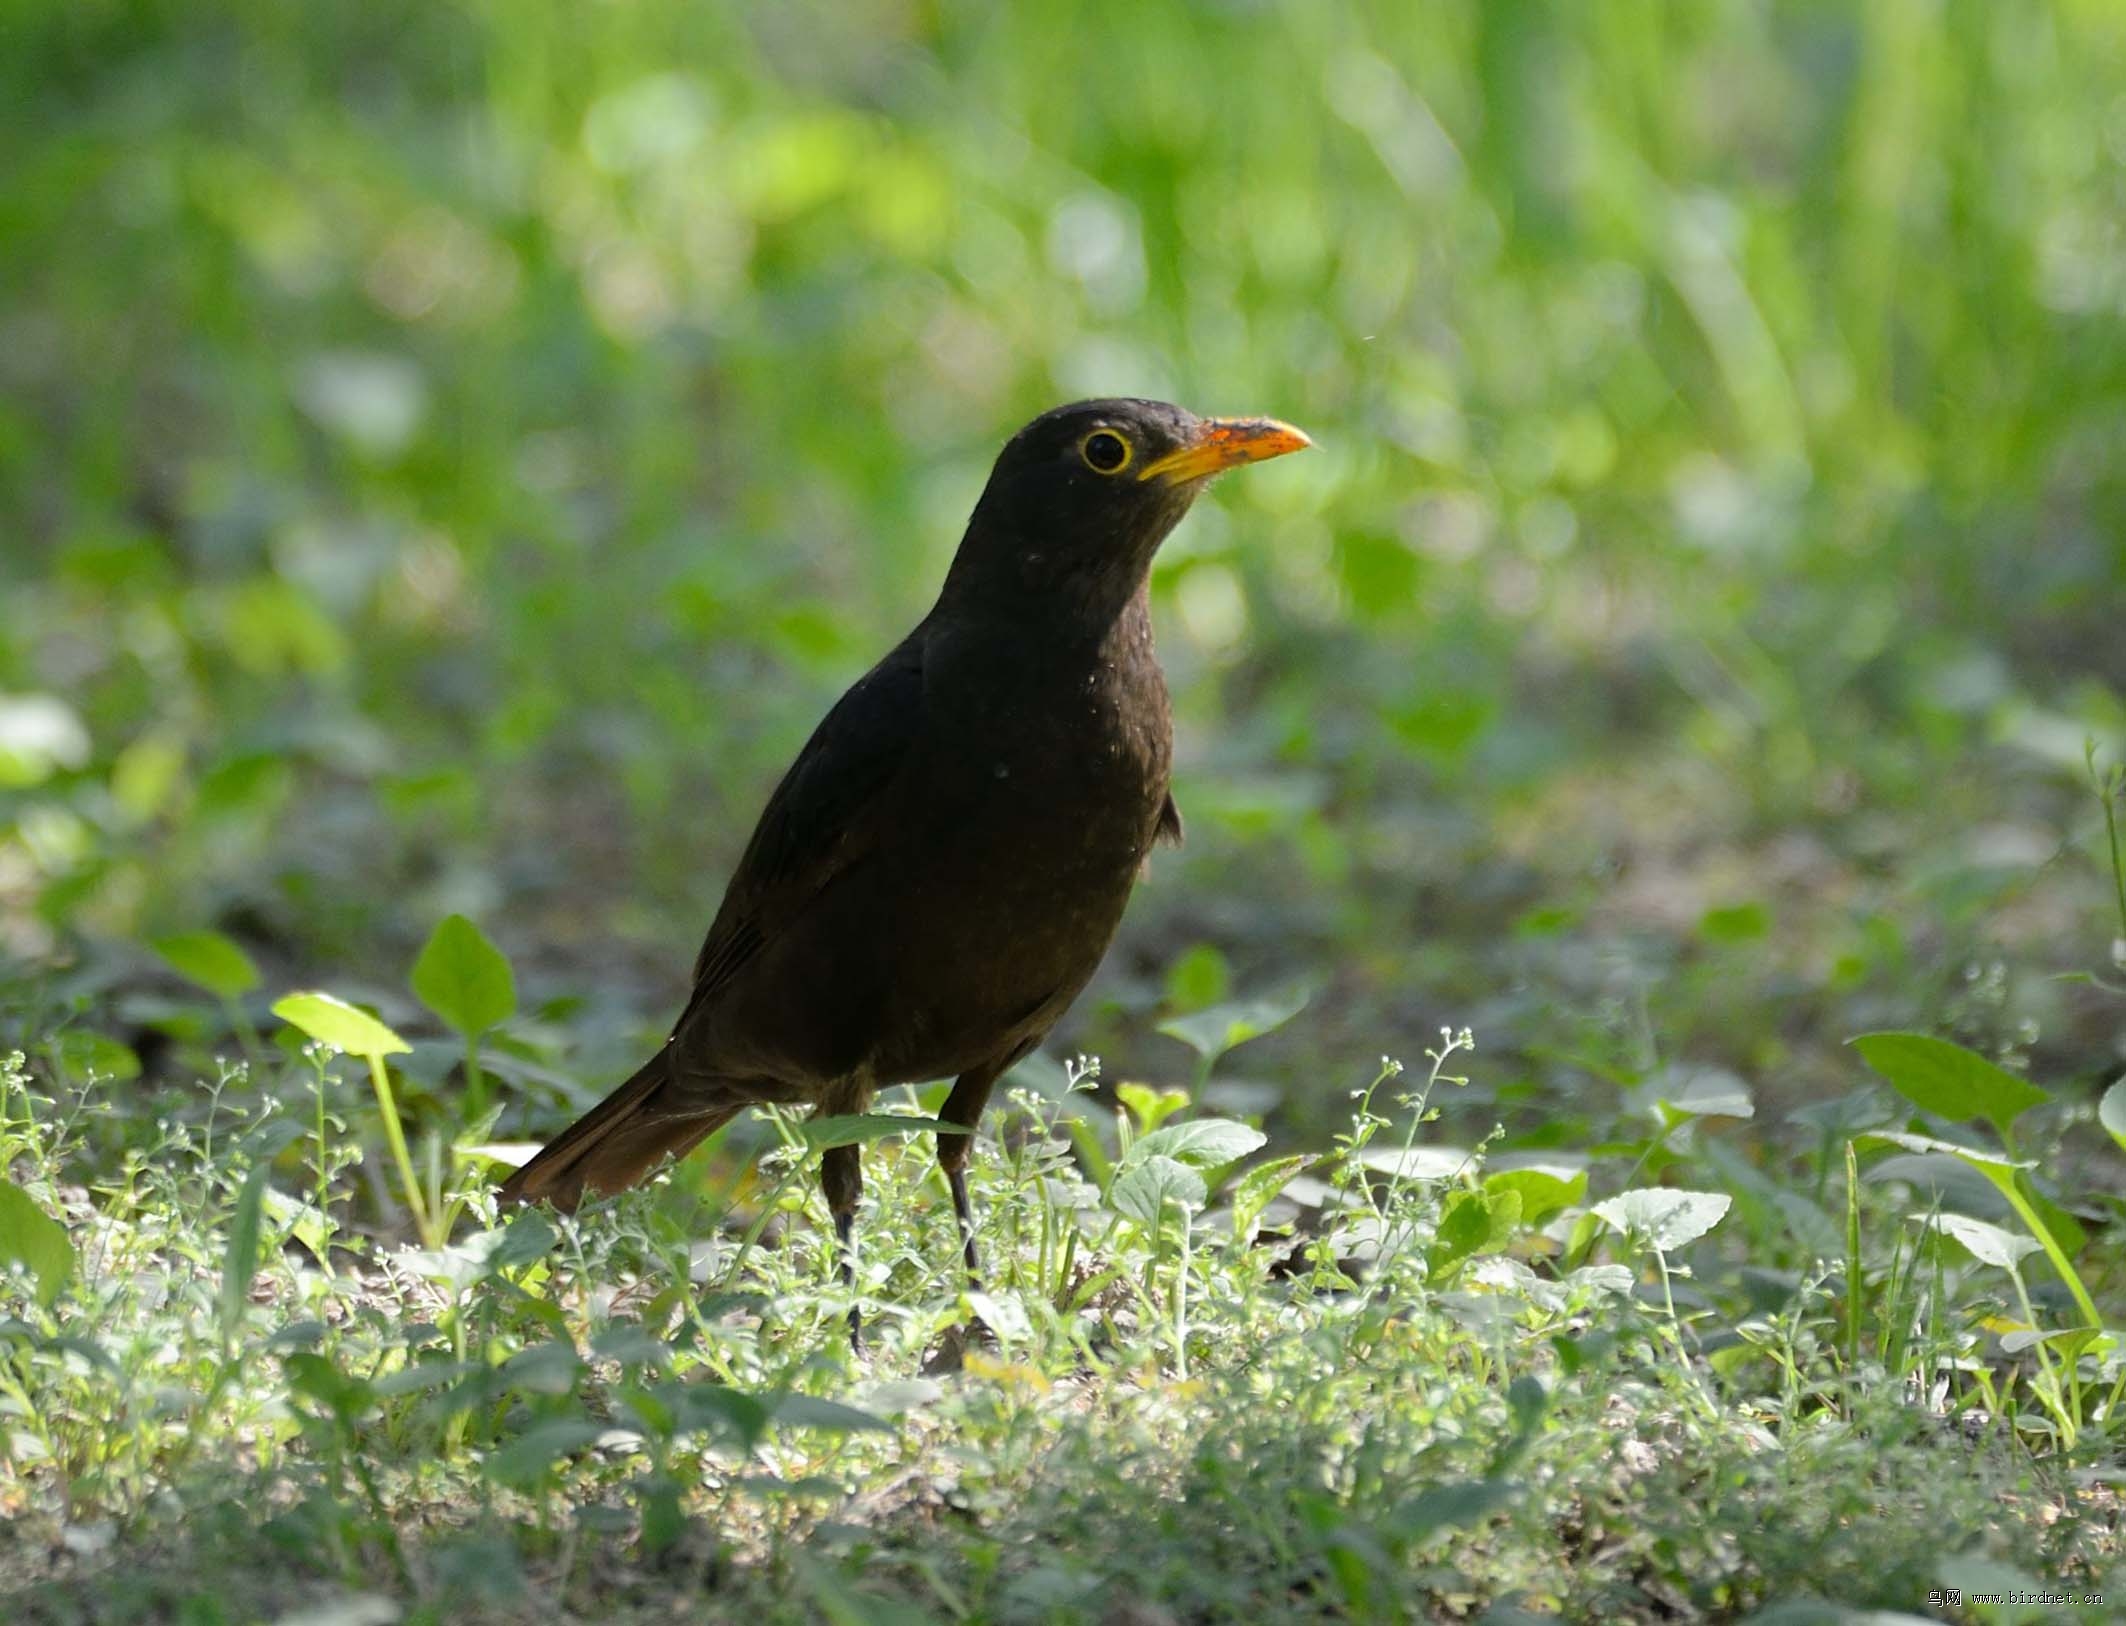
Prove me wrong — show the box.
[497,398,1310,1347]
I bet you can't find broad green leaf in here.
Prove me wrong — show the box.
[109,726,186,821]
[1108,1154,1206,1226]
[502,1339,586,1396]
[638,1474,685,1556]
[1116,1082,1188,1133]
[1771,1188,1844,1261]
[1480,1188,1522,1249]
[591,1324,672,1369]
[1483,1165,1586,1226]
[410,914,516,1037]
[1156,985,1309,1064]
[260,1187,332,1262]
[1129,1118,1267,1168]
[1855,1129,2032,1173]
[1936,1557,2052,1621]
[1567,1263,1637,1300]
[2016,1176,2086,1259]
[621,1386,676,1441]
[1430,1189,1495,1271]
[772,1393,894,1433]
[964,1289,1033,1344]
[741,1471,858,1498]
[679,1384,772,1452]
[218,1162,270,1341]
[407,1236,508,1293]
[1511,904,1580,937]
[1163,943,1231,1011]
[1863,1132,2074,1245]
[1787,1086,1895,1138]
[486,1418,602,1488]
[1429,1188,1520,1275]
[1999,1327,2101,1358]
[1697,901,1770,942]
[0,1182,73,1308]
[1650,1065,1754,1125]
[1389,1478,1517,1544]
[273,991,409,1058]
[802,1113,956,1149]
[1924,1212,2040,1270]
[49,1029,140,1083]
[1505,1373,1548,1435]
[2101,1080,2126,1155]
[269,1321,327,1351]
[490,1208,559,1269]
[1593,1188,1731,1251]
[1229,1154,1307,1240]
[282,1352,375,1423]
[1850,1032,2049,1138]
[153,930,261,1000]
[1864,1153,1990,1208]
[372,1359,478,1400]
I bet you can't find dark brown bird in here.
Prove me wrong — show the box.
[497,398,1309,1339]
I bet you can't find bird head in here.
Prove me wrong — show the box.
[942,398,1309,623]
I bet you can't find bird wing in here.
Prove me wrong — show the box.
[678,633,930,1020]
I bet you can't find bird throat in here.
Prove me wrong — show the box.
[940,477,1197,638]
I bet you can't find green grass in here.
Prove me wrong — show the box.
[4,1001,2122,1622]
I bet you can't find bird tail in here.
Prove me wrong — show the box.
[496,1048,740,1215]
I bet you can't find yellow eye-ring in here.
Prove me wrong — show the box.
[1080,429,1132,474]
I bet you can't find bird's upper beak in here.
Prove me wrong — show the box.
[1137,416,1312,484]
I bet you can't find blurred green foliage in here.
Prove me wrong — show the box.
[4,1,2124,1118]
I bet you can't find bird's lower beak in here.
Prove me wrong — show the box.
[1137,416,1312,484]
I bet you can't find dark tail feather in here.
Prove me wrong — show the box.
[497,1049,740,1214]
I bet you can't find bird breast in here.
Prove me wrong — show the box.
[930,609,1172,863]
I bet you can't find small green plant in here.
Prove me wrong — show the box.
[1155,983,1310,1096]
[151,929,265,1057]
[272,991,439,1249]
[6,1005,2122,1620]
[410,913,518,1126]
[0,1053,71,1308]
[1850,1030,2117,1447]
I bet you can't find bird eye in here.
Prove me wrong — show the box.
[1081,430,1132,474]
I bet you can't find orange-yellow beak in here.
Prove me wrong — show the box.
[1137,416,1312,484]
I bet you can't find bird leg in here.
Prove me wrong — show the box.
[820,1142,864,1352]
[945,1165,980,1281]
[937,1061,1005,1291]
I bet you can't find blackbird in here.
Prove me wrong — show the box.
[497,398,1309,1340]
